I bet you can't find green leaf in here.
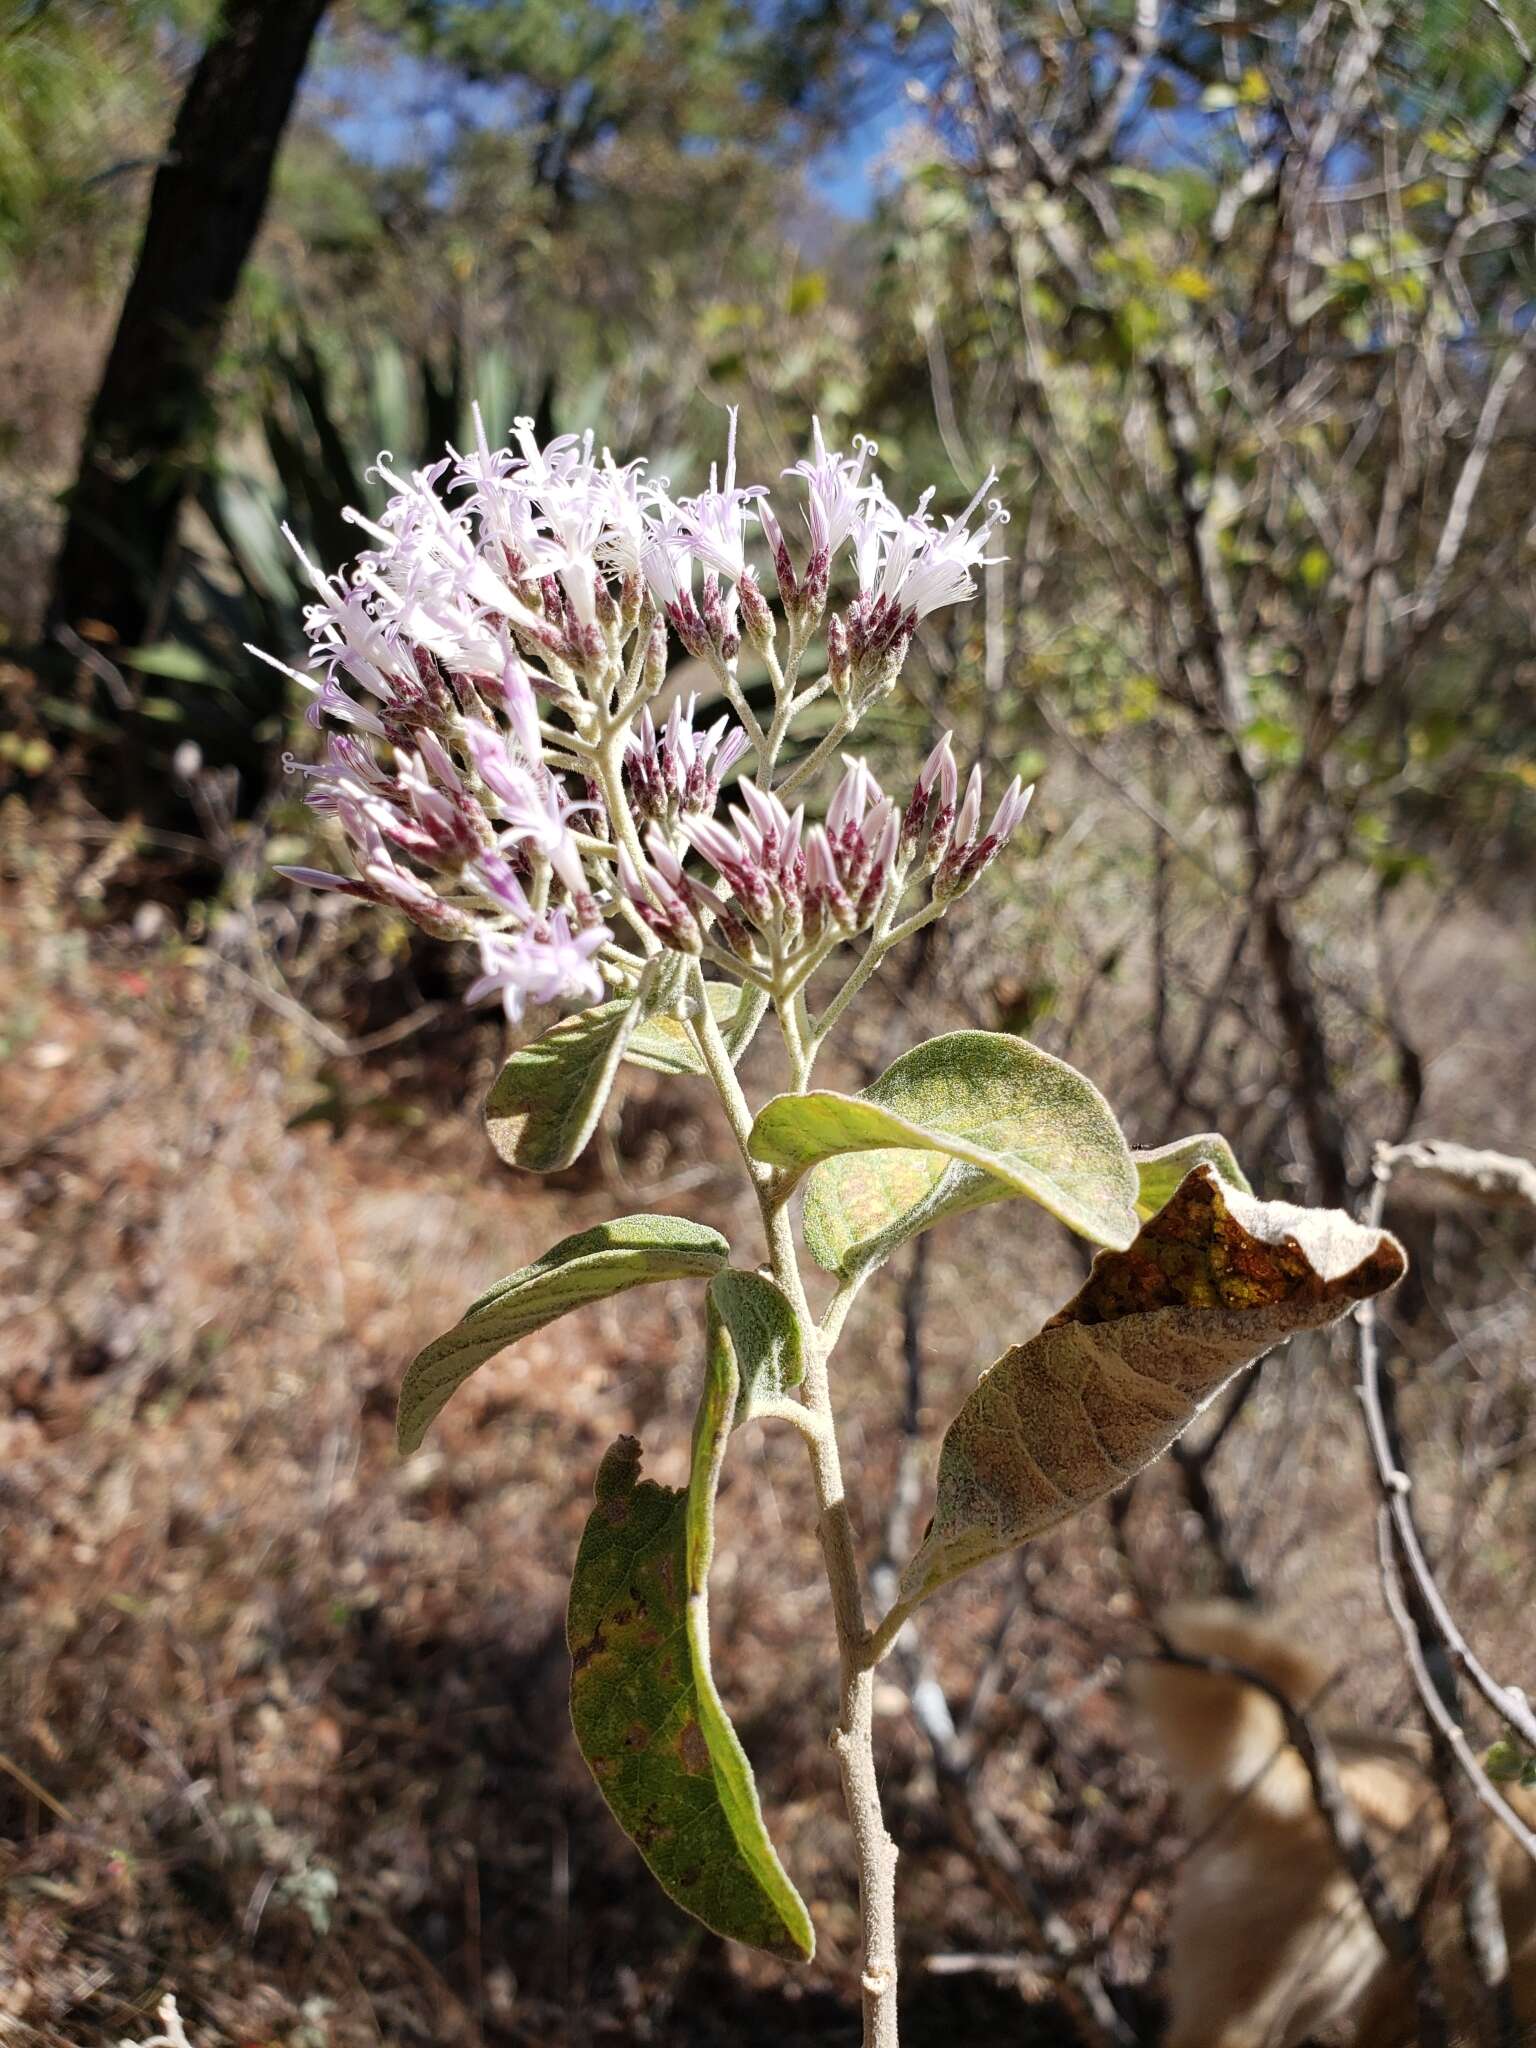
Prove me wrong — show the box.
[485,1000,637,1171]
[625,983,747,1077]
[1486,1739,1534,1784]
[900,1168,1406,1603]
[1132,1132,1252,1220]
[749,1031,1139,1279]
[707,1268,804,1420]
[567,1417,815,1956]
[396,1215,729,1453]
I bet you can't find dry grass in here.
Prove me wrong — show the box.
[1,818,1532,2047]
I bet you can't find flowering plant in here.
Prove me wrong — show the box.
[263,413,1405,2046]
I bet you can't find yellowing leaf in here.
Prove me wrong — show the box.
[901,1168,1405,1602]
[1132,1132,1251,1220]
[1168,264,1214,302]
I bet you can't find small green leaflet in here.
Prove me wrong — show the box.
[708,1268,804,1419]
[900,1168,1406,1603]
[748,1030,1139,1279]
[485,1001,637,1171]
[1132,1131,1252,1219]
[396,1215,729,1453]
[567,1269,813,1959]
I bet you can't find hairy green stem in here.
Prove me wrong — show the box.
[774,710,855,799]
[812,898,945,1050]
[686,966,901,2047]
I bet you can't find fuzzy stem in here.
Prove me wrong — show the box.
[774,710,855,799]
[687,972,901,2047]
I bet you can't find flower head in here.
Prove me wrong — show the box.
[464,915,608,1024]
[261,411,1015,1028]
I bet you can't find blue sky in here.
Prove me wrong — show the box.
[305,34,919,220]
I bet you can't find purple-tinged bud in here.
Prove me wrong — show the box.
[856,808,901,922]
[924,799,956,874]
[800,546,830,618]
[900,781,931,859]
[990,777,1032,843]
[644,616,668,697]
[826,612,851,701]
[805,825,856,932]
[827,755,877,836]
[618,837,702,954]
[700,573,729,647]
[950,781,1035,894]
[759,498,799,610]
[737,568,774,653]
[646,833,689,894]
[955,765,983,848]
[918,731,958,806]
[584,777,609,840]
[714,900,758,962]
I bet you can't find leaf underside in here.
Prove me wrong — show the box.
[901,1166,1406,1602]
[748,1030,1139,1279]
[485,1000,638,1171]
[568,1291,815,1964]
[396,1215,729,1454]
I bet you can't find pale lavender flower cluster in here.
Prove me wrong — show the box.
[258,408,1018,1023]
[619,740,1031,988]
[622,696,749,827]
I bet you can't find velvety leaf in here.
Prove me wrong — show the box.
[485,1000,637,1171]
[707,1268,803,1421]
[625,983,747,1076]
[749,1031,1139,1279]
[397,1215,729,1453]
[567,1417,815,1957]
[1133,1132,1252,1219]
[901,1167,1406,1602]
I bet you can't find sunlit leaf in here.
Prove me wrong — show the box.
[485,1000,637,1171]
[748,1031,1138,1279]
[625,983,747,1077]
[396,1215,729,1453]
[1132,1132,1251,1219]
[566,1281,815,1959]
[900,1168,1405,1602]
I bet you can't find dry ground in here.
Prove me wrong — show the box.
[2,819,1532,2047]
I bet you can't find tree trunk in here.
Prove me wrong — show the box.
[49,0,330,661]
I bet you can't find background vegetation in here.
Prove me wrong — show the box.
[3,2,1533,2042]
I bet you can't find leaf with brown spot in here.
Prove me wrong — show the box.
[901,1167,1406,1602]
[1132,1131,1252,1219]
[565,1269,815,1959]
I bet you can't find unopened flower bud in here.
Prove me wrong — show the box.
[826,613,851,702]
[738,569,774,655]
